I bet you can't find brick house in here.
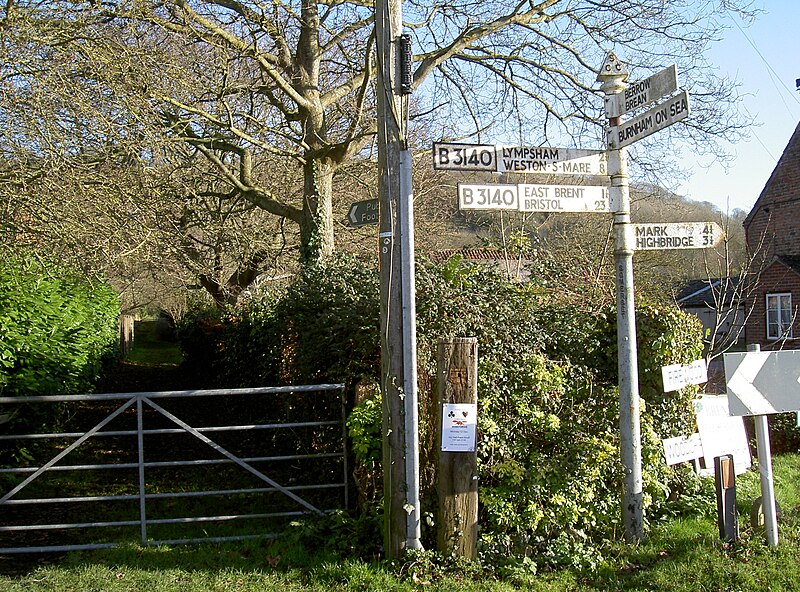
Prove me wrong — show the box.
[675,277,745,349]
[743,122,800,349]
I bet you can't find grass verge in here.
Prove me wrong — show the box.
[1,458,799,591]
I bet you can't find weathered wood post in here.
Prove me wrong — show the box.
[437,337,478,558]
[119,315,135,355]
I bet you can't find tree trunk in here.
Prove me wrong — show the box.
[299,156,335,264]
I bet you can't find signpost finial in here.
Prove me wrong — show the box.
[597,52,628,81]
[597,52,628,94]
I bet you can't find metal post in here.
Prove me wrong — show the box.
[598,54,643,543]
[400,150,421,549]
[340,386,350,510]
[137,395,147,545]
[748,344,779,546]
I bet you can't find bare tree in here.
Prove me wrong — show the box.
[1,5,306,308]
[694,210,771,360]
[2,0,757,268]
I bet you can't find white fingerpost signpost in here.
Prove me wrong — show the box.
[604,65,679,119]
[633,222,724,251]
[597,53,700,543]
[434,143,607,175]
[457,182,613,213]
[597,52,645,543]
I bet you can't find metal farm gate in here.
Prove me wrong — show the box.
[0,384,348,554]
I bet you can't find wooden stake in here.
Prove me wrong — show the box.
[436,337,478,559]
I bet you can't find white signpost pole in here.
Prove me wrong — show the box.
[598,52,644,543]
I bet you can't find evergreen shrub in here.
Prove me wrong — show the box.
[0,253,119,397]
[0,253,119,466]
[179,253,381,389]
[178,254,705,567]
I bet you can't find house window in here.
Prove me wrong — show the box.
[766,293,793,340]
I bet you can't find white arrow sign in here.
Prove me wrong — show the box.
[605,65,679,118]
[518,184,612,212]
[609,89,690,149]
[633,222,724,251]
[725,350,800,416]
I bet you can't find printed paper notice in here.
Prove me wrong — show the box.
[441,403,477,452]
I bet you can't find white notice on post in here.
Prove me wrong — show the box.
[441,403,477,452]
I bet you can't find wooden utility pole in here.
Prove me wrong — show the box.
[376,0,421,557]
[437,337,479,559]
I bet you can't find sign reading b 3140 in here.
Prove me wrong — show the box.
[433,142,497,171]
[458,183,518,210]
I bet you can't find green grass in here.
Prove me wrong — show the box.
[124,320,183,367]
[3,456,800,590]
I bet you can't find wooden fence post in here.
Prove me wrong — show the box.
[436,337,478,559]
[119,315,135,355]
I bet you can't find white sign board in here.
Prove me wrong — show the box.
[497,146,607,176]
[661,359,708,392]
[605,65,679,118]
[433,143,607,176]
[662,433,703,466]
[518,184,612,213]
[433,142,497,172]
[725,350,800,416]
[441,403,477,452]
[633,222,724,251]
[459,183,613,213]
[458,183,519,210]
[694,395,751,475]
[608,90,690,149]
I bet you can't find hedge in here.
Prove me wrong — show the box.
[177,253,705,568]
[0,254,120,398]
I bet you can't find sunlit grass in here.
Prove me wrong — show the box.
[3,441,799,590]
[123,320,183,367]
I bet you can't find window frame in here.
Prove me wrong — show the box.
[765,292,793,341]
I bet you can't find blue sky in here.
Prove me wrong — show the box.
[676,1,800,214]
